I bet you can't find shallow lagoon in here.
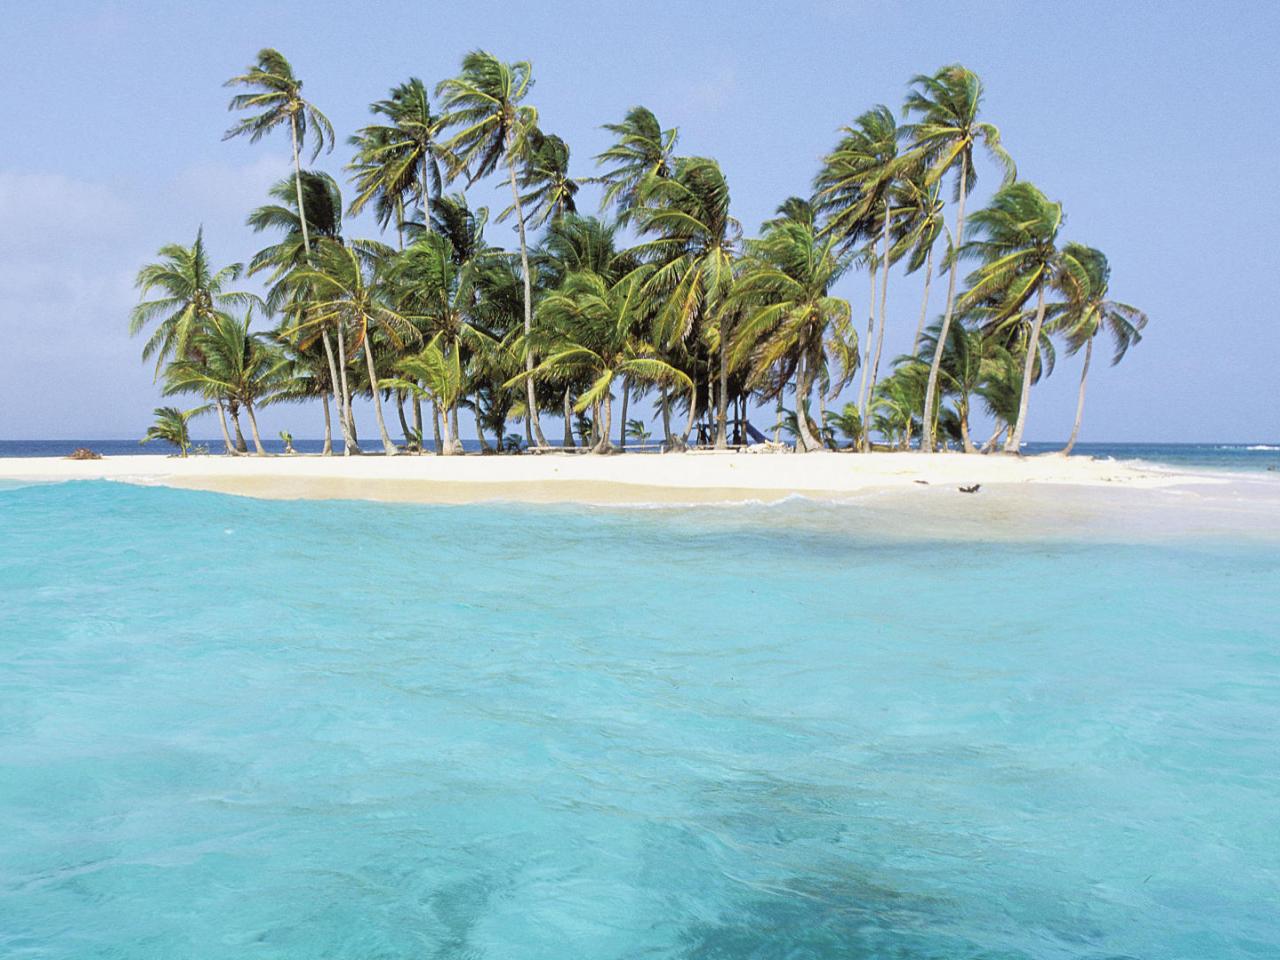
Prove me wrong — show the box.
[2,481,1277,958]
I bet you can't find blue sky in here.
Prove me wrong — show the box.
[1,0,1276,442]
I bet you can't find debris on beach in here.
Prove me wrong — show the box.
[66,448,103,460]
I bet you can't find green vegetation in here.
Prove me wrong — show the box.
[130,51,1148,455]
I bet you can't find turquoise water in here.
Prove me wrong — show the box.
[2,482,1278,958]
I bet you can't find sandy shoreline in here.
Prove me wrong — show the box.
[0,449,1228,501]
[2,450,1277,542]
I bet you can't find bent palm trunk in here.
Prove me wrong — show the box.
[911,246,934,355]
[362,343,397,456]
[215,399,237,456]
[229,403,248,453]
[1061,336,1093,456]
[922,153,968,452]
[333,323,360,455]
[619,378,629,451]
[562,387,575,450]
[1006,282,1048,453]
[244,401,267,455]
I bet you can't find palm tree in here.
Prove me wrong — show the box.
[730,200,854,452]
[436,51,549,448]
[141,405,208,457]
[624,419,652,445]
[129,229,256,454]
[814,105,905,435]
[223,48,349,453]
[915,320,986,452]
[501,132,579,228]
[130,229,253,371]
[516,270,692,452]
[593,106,679,215]
[245,170,359,453]
[247,171,345,306]
[164,311,287,455]
[1051,244,1148,455]
[892,170,947,354]
[386,232,496,453]
[382,335,468,453]
[956,182,1074,452]
[903,64,1015,452]
[286,241,418,455]
[347,78,443,238]
[631,157,740,448]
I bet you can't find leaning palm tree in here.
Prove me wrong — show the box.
[141,405,208,457]
[246,171,359,453]
[593,106,679,215]
[903,64,1015,452]
[513,269,692,452]
[130,228,253,372]
[382,334,470,454]
[285,241,418,454]
[501,131,579,228]
[892,169,947,354]
[130,230,256,454]
[347,77,444,237]
[1051,244,1148,455]
[631,157,740,447]
[814,105,905,434]
[955,182,1077,453]
[436,51,549,448]
[730,202,855,452]
[164,311,287,455]
[223,48,348,451]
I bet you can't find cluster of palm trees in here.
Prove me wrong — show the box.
[131,50,1147,456]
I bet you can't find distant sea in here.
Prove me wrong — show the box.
[2,438,1278,473]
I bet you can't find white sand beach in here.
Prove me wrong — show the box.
[7,450,1278,542]
[0,449,1211,501]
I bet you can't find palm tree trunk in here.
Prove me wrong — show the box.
[395,391,411,444]
[856,259,877,432]
[412,395,423,452]
[440,401,455,455]
[432,401,442,454]
[449,405,462,454]
[660,386,673,451]
[680,388,697,448]
[594,385,613,453]
[774,392,783,444]
[362,342,397,455]
[562,387,575,449]
[795,357,823,453]
[867,204,893,413]
[229,402,248,453]
[475,406,493,453]
[321,392,333,455]
[1061,336,1092,455]
[980,423,1003,454]
[618,378,630,450]
[1006,281,1048,453]
[506,148,548,449]
[922,153,968,453]
[292,111,348,456]
[911,245,935,355]
[333,322,360,454]
[958,400,975,454]
[714,334,729,449]
[244,401,268,455]
[215,399,238,456]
